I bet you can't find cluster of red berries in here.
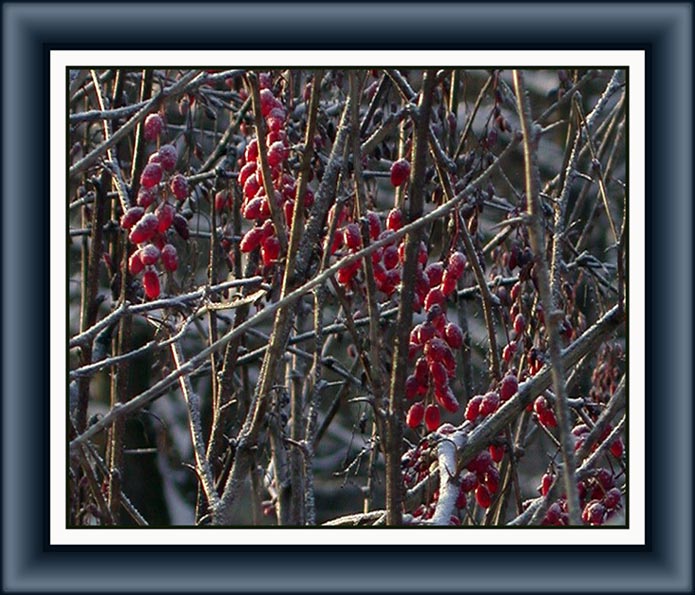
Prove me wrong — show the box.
[119,134,189,300]
[537,467,622,526]
[464,372,519,425]
[402,249,467,431]
[233,83,314,271]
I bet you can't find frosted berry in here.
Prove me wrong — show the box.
[140,162,163,189]
[169,174,188,201]
[259,88,277,117]
[143,269,160,300]
[173,214,189,240]
[502,342,517,364]
[499,374,519,401]
[513,313,526,336]
[424,286,445,311]
[434,385,459,413]
[390,159,410,187]
[425,262,444,287]
[157,144,177,172]
[603,487,622,510]
[129,213,159,244]
[243,196,264,220]
[161,244,178,271]
[441,269,458,296]
[243,173,261,200]
[447,251,466,279]
[424,404,441,432]
[120,206,145,230]
[139,244,160,266]
[267,141,288,167]
[238,161,257,188]
[143,113,164,142]
[582,500,606,526]
[465,395,483,422]
[137,187,157,208]
[479,391,501,416]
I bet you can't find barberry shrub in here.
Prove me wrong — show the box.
[68,68,627,528]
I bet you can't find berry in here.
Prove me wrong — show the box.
[425,262,444,287]
[366,211,381,240]
[461,472,478,493]
[267,141,288,167]
[129,214,159,244]
[424,404,441,432]
[434,385,459,413]
[157,145,177,172]
[386,208,403,231]
[610,438,624,458]
[424,286,445,311]
[243,173,261,200]
[429,361,448,388]
[475,484,492,508]
[128,251,144,275]
[343,223,362,250]
[489,444,505,463]
[143,113,164,141]
[444,322,464,349]
[137,187,157,208]
[406,401,425,429]
[139,244,160,266]
[161,244,178,271]
[539,473,554,496]
[240,227,264,253]
[582,500,606,526]
[259,88,278,117]
[544,502,562,525]
[513,313,526,336]
[215,191,230,213]
[499,374,519,401]
[503,342,517,363]
[140,163,163,189]
[261,235,281,266]
[447,251,466,279]
[120,206,145,230]
[405,375,421,400]
[383,245,399,270]
[390,159,410,187]
[441,269,458,296]
[238,161,257,188]
[143,269,160,300]
[169,174,188,201]
[243,196,265,220]
[173,214,190,240]
[155,201,175,233]
[603,488,622,510]
[479,391,501,416]
[465,395,483,422]
[423,338,450,365]
[244,139,259,163]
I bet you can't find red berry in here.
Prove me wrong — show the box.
[238,161,257,188]
[429,361,448,388]
[441,269,458,296]
[143,113,164,141]
[259,88,278,117]
[461,472,478,493]
[434,384,459,413]
[465,395,483,422]
[539,410,558,428]
[155,201,175,233]
[406,401,425,429]
[214,191,230,213]
[139,244,160,266]
[484,466,500,493]
[243,196,264,220]
[544,502,562,525]
[390,159,410,187]
[479,391,501,416]
[475,484,492,508]
[423,338,450,365]
[173,214,189,240]
[244,138,259,163]
[510,281,522,301]
[243,173,261,200]
[489,444,505,463]
[157,144,177,172]
[343,223,362,250]
[539,473,554,496]
[425,262,444,287]
[424,286,445,311]
[140,163,163,189]
[137,187,157,208]
[513,313,526,336]
[128,251,144,275]
[261,235,281,266]
[603,487,622,510]
[405,375,421,400]
[424,404,441,432]
[444,322,464,349]
[143,269,160,299]
[386,208,403,231]
[447,251,466,279]
[366,211,381,239]
[610,438,624,458]
[467,451,493,474]
[502,342,517,363]
[169,174,188,201]
[160,244,178,271]
[240,227,264,253]
[582,500,606,526]
[120,206,145,230]
[129,213,159,244]
[267,141,288,167]
[499,374,519,401]
[382,245,399,270]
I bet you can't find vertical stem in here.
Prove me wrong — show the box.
[385,69,436,525]
[513,70,582,525]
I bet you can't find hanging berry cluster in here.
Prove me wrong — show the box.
[235,85,314,272]
[119,124,189,300]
